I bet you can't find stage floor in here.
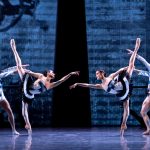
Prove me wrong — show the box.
[0,127,149,150]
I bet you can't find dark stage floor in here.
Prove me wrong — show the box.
[0,127,149,150]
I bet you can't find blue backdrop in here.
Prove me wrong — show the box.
[0,0,150,127]
[85,0,149,126]
[0,0,57,127]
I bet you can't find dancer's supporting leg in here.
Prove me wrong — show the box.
[120,38,141,135]
[141,96,150,135]
[10,39,32,134]
[22,101,32,134]
[0,100,19,135]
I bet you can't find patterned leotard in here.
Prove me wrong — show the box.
[22,73,47,104]
[106,71,132,101]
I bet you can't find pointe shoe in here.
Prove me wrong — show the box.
[12,130,20,135]
[121,124,127,130]
[120,124,127,136]
[28,129,32,135]
[143,130,150,135]
[25,124,31,130]
[25,125,32,135]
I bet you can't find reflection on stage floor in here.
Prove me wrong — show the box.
[0,127,149,150]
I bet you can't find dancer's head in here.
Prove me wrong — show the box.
[43,70,55,79]
[96,70,106,80]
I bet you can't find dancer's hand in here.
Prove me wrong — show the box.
[24,69,31,73]
[22,64,30,68]
[126,49,133,55]
[33,79,40,87]
[69,83,78,89]
[70,71,80,76]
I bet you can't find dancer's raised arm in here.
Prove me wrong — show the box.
[0,70,15,78]
[0,65,29,79]
[134,68,149,77]
[127,49,150,70]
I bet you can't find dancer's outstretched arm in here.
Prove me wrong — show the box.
[0,69,17,78]
[134,68,149,77]
[48,71,79,89]
[70,83,103,89]
[0,65,29,78]
[127,49,150,70]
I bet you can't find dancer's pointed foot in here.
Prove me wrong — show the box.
[120,124,127,136]
[12,130,20,135]
[121,124,127,130]
[143,130,150,135]
[27,129,32,135]
[25,124,32,135]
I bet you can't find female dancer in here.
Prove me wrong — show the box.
[70,38,141,136]
[10,39,79,134]
[0,68,19,135]
[127,49,150,135]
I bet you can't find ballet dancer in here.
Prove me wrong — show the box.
[70,38,141,136]
[0,67,20,135]
[10,39,79,135]
[127,48,150,135]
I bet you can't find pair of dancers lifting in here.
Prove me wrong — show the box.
[10,39,79,134]
[70,38,141,136]
[126,49,150,135]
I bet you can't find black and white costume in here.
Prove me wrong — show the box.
[22,73,47,104]
[0,80,6,101]
[106,71,132,101]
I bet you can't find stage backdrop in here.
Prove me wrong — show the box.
[0,0,150,127]
[0,0,57,127]
[85,0,150,126]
